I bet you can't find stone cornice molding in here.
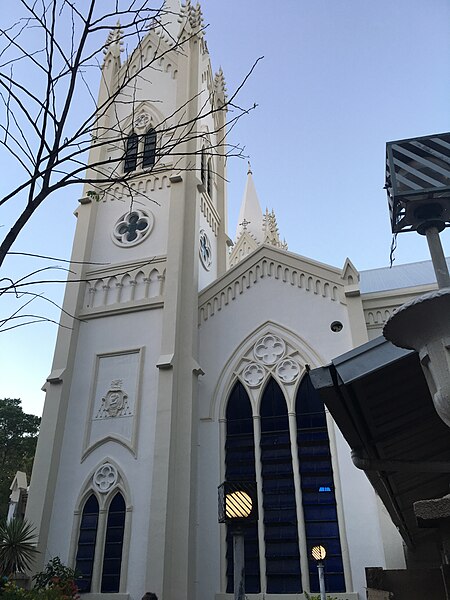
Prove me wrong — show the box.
[199,189,220,235]
[362,282,440,331]
[198,245,345,323]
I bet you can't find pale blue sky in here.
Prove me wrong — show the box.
[1,0,449,415]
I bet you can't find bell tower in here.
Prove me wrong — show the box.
[26,3,228,599]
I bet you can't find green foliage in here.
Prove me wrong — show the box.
[0,581,73,600]
[85,190,100,202]
[0,399,40,518]
[0,557,79,600]
[33,557,78,599]
[0,518,38,577]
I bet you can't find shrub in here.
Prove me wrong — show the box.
[0,519,38,578]
[33,558,79,600]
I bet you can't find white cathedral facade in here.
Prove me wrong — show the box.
[26,3,441,600]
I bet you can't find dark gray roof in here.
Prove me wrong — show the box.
[309,336,450,555]
[360,258,450,294]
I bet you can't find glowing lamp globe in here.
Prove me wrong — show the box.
[311,545,327,561]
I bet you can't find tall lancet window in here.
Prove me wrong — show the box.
[201,147,207,185]
[225,381,261,594]
[142,128,157,169]
[207,158,213,197]
[296,376,345,593]
[260,379,302,594]
[124,132,138,172]
[101,492,126,592]
[75,494,99,593]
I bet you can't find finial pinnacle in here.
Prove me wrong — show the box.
[247,161,252,175]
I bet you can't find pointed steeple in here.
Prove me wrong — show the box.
[235,162,264,244]
[230,164,288,267]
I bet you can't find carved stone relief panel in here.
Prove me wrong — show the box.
[96,379,131,419]
[86,349,141,454]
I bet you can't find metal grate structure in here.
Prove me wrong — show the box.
[386,132,450,234]
[218,481,258,524]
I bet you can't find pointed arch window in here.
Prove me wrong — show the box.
[101,492,126,592]
[201,148,207,185]
[296,376,345,593]
[260,379,302,594]
[225,381,261,594]
[222,347,348,596]
[142,128,157,169]
[75,495,99,593]
[207,158,213,197]
[124,132,138,173]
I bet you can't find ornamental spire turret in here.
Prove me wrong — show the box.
[214,67,227,107]
[179,0,204,38]
[103,21,124,64]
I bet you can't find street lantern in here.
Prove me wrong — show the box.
[385,132,450,289]
[218,481,258,600]
[218,481,258,524]
[311,545,327,600]
[386,132,450,235]
[383,132,450,430]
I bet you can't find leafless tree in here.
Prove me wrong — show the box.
[0,0,260,329]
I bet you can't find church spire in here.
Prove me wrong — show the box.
[235,162,264,244]
[230,165,288,267]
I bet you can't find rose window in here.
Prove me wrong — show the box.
[112,210,153,247]
[254,334,286,365]
[93,463,118,493]
[199,229,212,270]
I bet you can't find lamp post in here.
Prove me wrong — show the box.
[385,132,450,287]
[384,132,450,428]
[218,482,258,600]
[311,545,327,600]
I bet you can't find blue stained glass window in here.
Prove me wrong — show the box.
[207,158,212,197]
[260,379,302,594]
[296,376,345,593]
[124,133,138,173]
[143,129,156,169]
[101,492,126,593]
[75,495,99,593]
[225,381,261,594]
[201,148,206,184]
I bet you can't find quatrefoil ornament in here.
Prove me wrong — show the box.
[112,210,154,247]
[276,358,300,383]
[253,334,286,365]
[93,463,118,493]
[242,363,266,387]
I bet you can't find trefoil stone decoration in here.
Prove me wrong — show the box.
[199,229,212,270]
[133,112,151,131]
[242,363,266,388]
[276,358,300,384]
[96,379,131,419]
[112,209,154,247]
[93,463,118,493]
[254,334,286,365]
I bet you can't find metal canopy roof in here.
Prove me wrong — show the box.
[310,336,450,550]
